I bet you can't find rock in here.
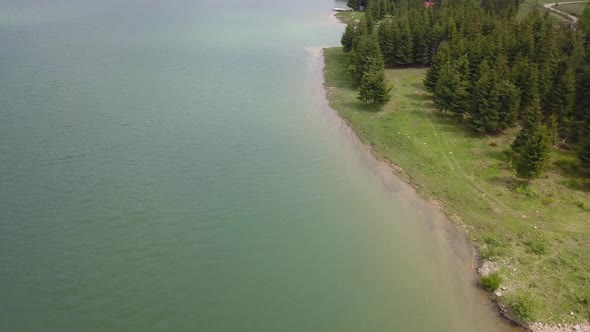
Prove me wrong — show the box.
[495,291,502,297]
[573,324,580,331]
[501,286,507,291]
[570,311,575,316]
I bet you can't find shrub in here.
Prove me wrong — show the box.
[524,237,549,255]
[515,184,538,197]
[480,234,508,259]
[505,292,541,322]
[482,234,504,247]
[480,246,508,259]
[479,271,503,291]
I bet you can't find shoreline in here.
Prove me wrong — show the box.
[319,47,590,332]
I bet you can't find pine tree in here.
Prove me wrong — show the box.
[579,116,590,169]
[514,124,551,183]
[469,61,498,133]
[535,14,559,97]
[496,79,520,130]
[412,12,430,65]
[378,0,387,19]
[433,62,457,114]
[517,19,535,59]
[580,5,590,46]
[347,0,361,10]
[427,22,446,64]
[358,56,392,106]
[512,96,544,152]
[543,60,576,139]
[341,23,357,53]
[424,42,450,92]
[394,19,414,66]
[378,21,396,68]
[575,53,590,141]
[346,33,382,86]
[511,58,539,117]
[450,55,470,117]
[365,10,375,32]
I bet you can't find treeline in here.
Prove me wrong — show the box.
[340,0,590,180]
[341,15,392,106]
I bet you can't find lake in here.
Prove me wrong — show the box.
[0,1,518,331]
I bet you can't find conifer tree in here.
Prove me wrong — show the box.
[512,96,544,152]
[433,62,457,114]
[511,58,539,116]
[575,53,590,140]
[427,22,446,63]
[579,117,590,169]
[365,10,375,32]
[412,12,430,65]
[578,5,590,44]
[517,19,535,59]
[394,19,414,66]
[433,58,469,117]
[347,0,361,10]
[496,79,521,130]
[346,33,382,86]
[468,61,498,133]
[358,56,392,106]
[378,21,396,68]
[378,0,387,19]
[543,60,576,138]
[341,23,357,53]
[424,42,450,92]
[514,123,551,183]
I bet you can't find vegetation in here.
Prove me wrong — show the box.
[518,0,572,22]
[343,18,392,108]
[324,48,590,324]
[340,0,590,179]
[554,2,590,17]
[479,271,503,291]
[328,0,590,324]
[357,56,392,106]
[335,11,365,25]
[504,292,542,322]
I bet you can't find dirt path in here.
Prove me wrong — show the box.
[542,1,588,23]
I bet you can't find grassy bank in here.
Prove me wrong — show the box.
[323,47,590,325]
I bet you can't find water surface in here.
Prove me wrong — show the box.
[0,1,518,331]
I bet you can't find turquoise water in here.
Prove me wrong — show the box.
[0,1,518,331]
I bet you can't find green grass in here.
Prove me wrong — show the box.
[479,271,504,291]
[323,47,590,324]
[335,11,365,24]
[554,2,589,16]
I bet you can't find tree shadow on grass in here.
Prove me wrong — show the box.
[404,92,431,102]
[485,149,513,163]
[551,155,590,190]
[409,82,426,90]
[423,110,482,139]
[488,175,521,190]
[341,99,382,113]
[559,178,590,192]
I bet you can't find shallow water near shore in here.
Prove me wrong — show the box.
[1,0,519,331]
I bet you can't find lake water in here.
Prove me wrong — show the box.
[0,1,519,331]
